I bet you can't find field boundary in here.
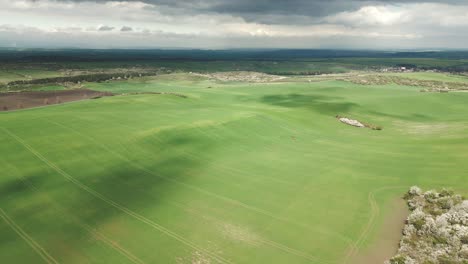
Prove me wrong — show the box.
[1,127,231,264]
[343,186,408,263]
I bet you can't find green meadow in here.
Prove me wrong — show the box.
[1,73,468,263]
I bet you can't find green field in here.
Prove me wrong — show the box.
[1,73,468,263]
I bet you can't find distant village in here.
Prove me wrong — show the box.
[381,66,416,73]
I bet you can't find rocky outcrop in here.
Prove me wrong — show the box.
[336,115,383,130]
[386,187,468,264]
[338,117,365,128]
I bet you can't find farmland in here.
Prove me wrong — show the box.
[1,51,468,263]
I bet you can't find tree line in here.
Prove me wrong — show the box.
[6,71,162,86]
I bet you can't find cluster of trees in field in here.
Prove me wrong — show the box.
[395,63,468,73]
[435,65,468,73]
[386,187,468,264]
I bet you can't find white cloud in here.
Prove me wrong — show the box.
[406,3,468,27]
[327,3,468,27]
[326,6,410,26]
[0,0,466,48]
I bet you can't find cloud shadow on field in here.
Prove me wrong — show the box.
[367,110,433,121]
[0,129,216,262]
[260,93,357,115]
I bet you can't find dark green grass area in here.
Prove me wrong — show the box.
[1,73,468,263]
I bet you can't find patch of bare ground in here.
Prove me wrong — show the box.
[219,223,261,246]
[175,241,223,264]
[176,251,212,264]
[0,89,113,111]
[336,115,383,130]
[393,121,466,136]
[350,198,408,264]
[192,71,287,83]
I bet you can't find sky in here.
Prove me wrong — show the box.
[0,0,467,49]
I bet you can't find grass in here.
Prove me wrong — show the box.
[1,73,468,263]
[0,70,64,84]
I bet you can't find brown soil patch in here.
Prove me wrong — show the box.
[0,89,113,111]
[350,198,408,264]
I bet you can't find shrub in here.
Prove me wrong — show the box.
[437,197,454,210]
[408,186,422,197]
[389,255,407,264]
[389,187,468,264]
[427,207,443,216]
[461,235,468,244]
[431,235,448,245]
[424,191,439,203]
[413,218,426,230]
[438,256,458,264]
[440,189,455,197]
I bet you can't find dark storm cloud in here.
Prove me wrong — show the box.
[58,0,467,14]
[120,26,133,32]
[54,0,468,24]
[98,25,114,31]
[2,0,468,49]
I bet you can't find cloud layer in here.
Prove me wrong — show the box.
[0,0,467,49]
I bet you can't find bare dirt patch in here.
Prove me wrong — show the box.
[393,121,467,136]
[176,251,212,264]
[219,223,261,246]
[0,89,113,111]
[336,115,383,130]
[350,197,408,264]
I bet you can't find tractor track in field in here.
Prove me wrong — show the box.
[177,204,325,263]
[46,120,329,262]
[1,127,231,264]
[100,175,322,263]
[3,162,146,264]
[0,208,59,264]
[47,119,352,246]
[343,186,407,264]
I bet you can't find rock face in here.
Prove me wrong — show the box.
[339,117,365,128]
[386,187,468,264]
